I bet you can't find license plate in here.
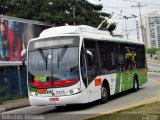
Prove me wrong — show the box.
[49,98,59,101]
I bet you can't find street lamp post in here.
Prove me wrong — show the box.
[131,3,147,42]
[73,5,76,25]
[131,15,140,41]
[118,15,135,39]
[73,0,78,25]
[124,16,129,39]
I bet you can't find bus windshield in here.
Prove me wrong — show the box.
[28,36,79,88]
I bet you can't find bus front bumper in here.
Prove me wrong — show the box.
[29,90,88,106]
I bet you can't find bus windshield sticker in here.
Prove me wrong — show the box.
[34,76,47,82]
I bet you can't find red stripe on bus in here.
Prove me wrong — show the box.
[29,79,78,88]
[37,89,47,93]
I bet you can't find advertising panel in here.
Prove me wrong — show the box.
[0,18,50,61]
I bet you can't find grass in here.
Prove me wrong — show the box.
[86,102,160,120]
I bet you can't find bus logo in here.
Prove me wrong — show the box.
[47,89,54,94]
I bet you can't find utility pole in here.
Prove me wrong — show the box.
[131,3,147,42]
[119,15,135,39]
[132,14,140,41]
[136,20,140,41]
[124,16,129,39]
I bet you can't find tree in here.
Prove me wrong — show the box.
[146,48,160,54]
[1,0,116,32]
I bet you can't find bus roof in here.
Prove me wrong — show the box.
[39,25,144,45]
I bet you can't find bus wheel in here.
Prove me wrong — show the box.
[100,83,109,103]
[133,76,139,92]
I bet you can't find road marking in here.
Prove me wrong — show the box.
[150,79,160,85]
[82,94,160,120]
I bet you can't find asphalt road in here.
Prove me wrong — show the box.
[1,63,160,120]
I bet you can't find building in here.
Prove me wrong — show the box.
[0,15,52,102]
[143,11,160,48]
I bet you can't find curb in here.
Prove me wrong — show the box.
[0,98,30,113]
[0,108,6,113]
[147,61,160,64]
[4,103,30,112]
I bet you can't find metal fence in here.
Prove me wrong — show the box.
[0,66,27,102]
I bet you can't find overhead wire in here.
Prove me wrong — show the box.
[100,2,138,17]
[97,0,159,37]
[123,0,160,7]
[99,0,160,17]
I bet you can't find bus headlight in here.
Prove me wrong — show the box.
[29,92,38,96]
[69,88,81,95]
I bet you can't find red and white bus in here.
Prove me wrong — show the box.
[23,25,147,106]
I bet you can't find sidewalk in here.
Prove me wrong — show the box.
[147,59,160,73]
[0,98,30,113]
[147,59,160,64]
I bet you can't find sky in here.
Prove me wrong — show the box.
[87,0,160,41]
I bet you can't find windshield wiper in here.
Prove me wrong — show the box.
[38,48,48,70]
[57,46,68,69]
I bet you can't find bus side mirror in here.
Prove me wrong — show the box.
[85,50,93,56]
[21,49,27,66]
[85,49,95,65]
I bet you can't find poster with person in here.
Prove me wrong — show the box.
[0,18,50,61]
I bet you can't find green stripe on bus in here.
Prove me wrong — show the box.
[115,68,147,93]
[29,86,37,92]
[115,73,121,93]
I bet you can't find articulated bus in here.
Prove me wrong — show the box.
[24,25,147,106]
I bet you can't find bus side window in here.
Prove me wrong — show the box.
[117,44,125,71]
[125,45,137,70]
[108,43,117,72]
[84,40,97,83]
[118,43,139,71]
[136,45,145,69]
